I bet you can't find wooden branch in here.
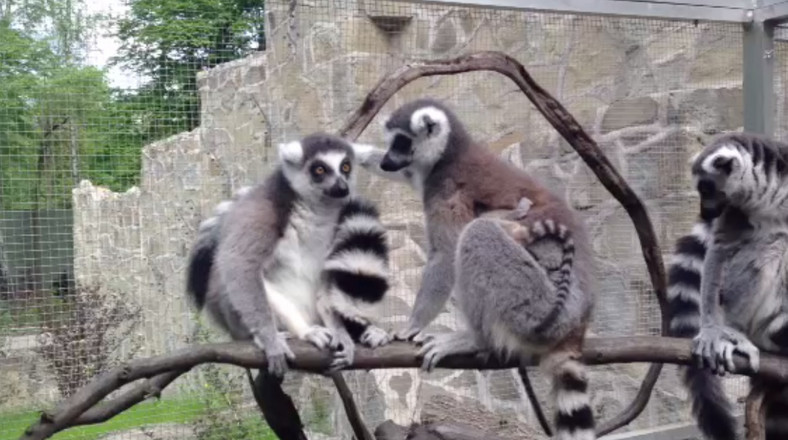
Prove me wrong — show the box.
[516,367,552,436]
[596,363,662,435]
[339,51,669,435]
[73,370,186,426]
[331,372,374,440]
[20,337,788,440]
[745,387,767,440]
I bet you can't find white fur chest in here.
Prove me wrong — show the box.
[263,204,339,324]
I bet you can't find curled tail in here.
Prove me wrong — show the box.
[526,219,575,334]
[322,197,390,330]
[547,354,595,440]
[186,186,252,310]
[667,217,737,440]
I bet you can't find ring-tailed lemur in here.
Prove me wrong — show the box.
[667,132,788,440]
[354,98,596,440]
[480,197,578,334]
[186,133,390,377]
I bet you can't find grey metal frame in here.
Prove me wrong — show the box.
[400,0,788,136]
[406,0,752,22]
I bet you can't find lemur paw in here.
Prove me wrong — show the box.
[394,325,424,342]
[360,325,392,348]
[253,332,295,378]
[418,333,455,372]
[512,197,533,219]
[303,325,339,351]
[692,325,760,375]
[329,333,356,372]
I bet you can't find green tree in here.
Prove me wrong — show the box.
[113,0,266,138]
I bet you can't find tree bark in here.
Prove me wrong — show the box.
[19,337,783,440]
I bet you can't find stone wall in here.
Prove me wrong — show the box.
[6,0,753,438]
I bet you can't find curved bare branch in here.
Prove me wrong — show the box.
[22,337,786,440]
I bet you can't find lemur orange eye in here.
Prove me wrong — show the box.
[315,166,325,175]
[341,163,351,174]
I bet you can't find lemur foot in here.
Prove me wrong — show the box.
[253,331,296,378]
[360,325,392,348]
[692,324,760,375]
[418,332,480,372]
[303,325,339,351]
[328,332,356,372]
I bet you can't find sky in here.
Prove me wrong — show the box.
[82,0,147,90]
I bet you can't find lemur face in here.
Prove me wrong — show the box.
[691,144,741,220]
[278,133,356,203]
[381,100,452,173]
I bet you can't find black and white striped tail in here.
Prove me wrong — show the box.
[185,187,252,310]
[530,219,576,335]
[551,357,595,440]
[322,198,390,332]
[667,217,737,440]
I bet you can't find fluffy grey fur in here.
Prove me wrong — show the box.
[186,132,367,377]
[355,98,596,440]
[479,196,578,334]
[682,132,788,440]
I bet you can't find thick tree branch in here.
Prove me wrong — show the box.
[517,367,552,436]
[20,337,788,440]
[339,51,669,435]
[72,370,187,426]
[745,387,767,440]
[331,372,374,440]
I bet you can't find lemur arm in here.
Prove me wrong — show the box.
[215,197,294,376]
[693,238,761,374]
[396,194,473,341]
[351,143,411,183]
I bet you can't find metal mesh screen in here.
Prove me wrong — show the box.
[0,1,747,439]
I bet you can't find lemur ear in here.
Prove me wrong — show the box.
[412,107,446,137]
[422,114,437,136]
[278,141,303,166]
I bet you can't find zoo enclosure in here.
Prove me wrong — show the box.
[2,0,788,439]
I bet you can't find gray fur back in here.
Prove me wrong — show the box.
[455,218,591,347]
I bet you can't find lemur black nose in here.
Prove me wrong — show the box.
[380,152,408,172]
[327,180,349,198]
[697,178,717,198]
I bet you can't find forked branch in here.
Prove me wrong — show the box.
[339,51,669,435]
[19,337,788,440]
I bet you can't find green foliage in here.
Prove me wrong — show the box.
[113,0,266,137]
[0,5,134,209]
[0,397,277,440]
[1,0,265,209]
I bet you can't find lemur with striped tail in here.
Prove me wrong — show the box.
[354,98,597,440]
[667,132,788,440]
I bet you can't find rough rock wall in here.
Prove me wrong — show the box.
[63,0,752,438]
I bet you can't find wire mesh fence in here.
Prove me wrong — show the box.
[0,0,753,439]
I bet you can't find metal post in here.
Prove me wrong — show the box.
[743,16,776,135]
